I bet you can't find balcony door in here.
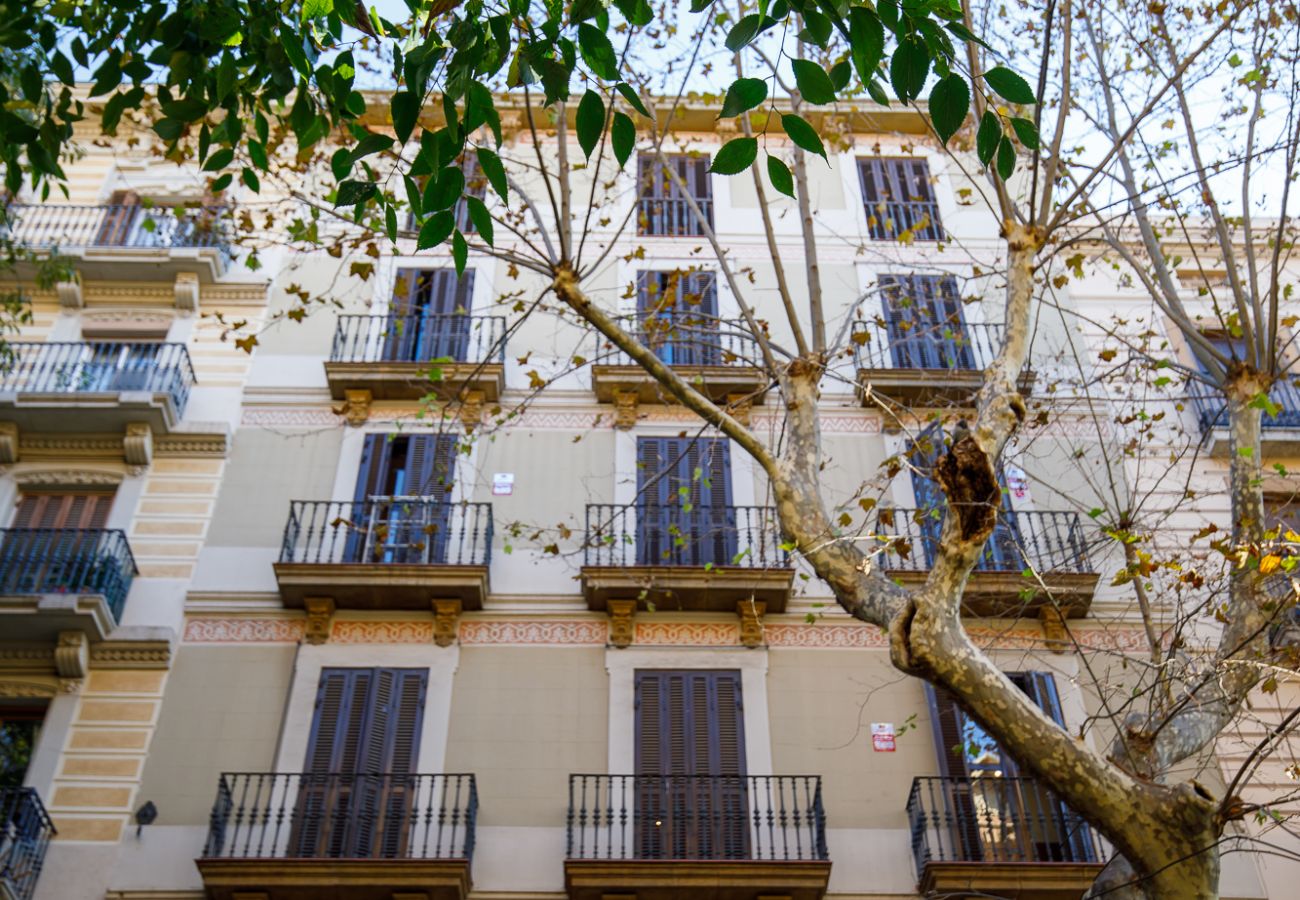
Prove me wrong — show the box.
[928,674,1096,864]
[384,269,475,363]
[881,275,974,370]
[858,157,944,241]
[636,271,720,366]
[906,424,1021,571]
[93,190,141,246]
[348,434,457,564]
[637,154,713,236]
[292,668,427,859]
[635,670,748,860]
[1,492,113,595]
[636,437,736,567]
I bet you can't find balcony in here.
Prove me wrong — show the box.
[590,315,768,426]
[4,203,233,281]
[273,498,492,611]
[0,341,195,435]
[0,787,56,900]
[581,504,792,614]
[324,314,506,426]
[0,528,136,643]
[863,199,945,242]
[876,510,1098,617]
[907,776,1104,899]
[565,774,830,900]
[853,320,1033,408]
[637,196,714,237]
[197,772,476,900]
[1189,376,1300,458]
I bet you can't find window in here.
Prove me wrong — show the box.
[636,271,720,366]
[635,670,747,859]
[292,667,428,858]
[11,492,112,530]
[636,437,735,567]
[858,158,943,241]
[880,274,974,369]
[347,434,458,564]
[927,674,1096,863]
[637,154,713,237]
[0,705,45,788]
[385,269,475,363]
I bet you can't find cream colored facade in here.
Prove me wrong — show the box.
[0,100,1293,900]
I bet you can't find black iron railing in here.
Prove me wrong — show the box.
[202,772,477,862]
[864,200,944,242]
[0,529,136,622]
[567,774,826,862]
[3,203,230,252]
[637,197,713,237]
[853,319,1004,372]
[0,342,195,414]
[877,509,1091,575]
[594,313,764,370]
[907,776,1102,870]
[331,314,507,367]
[583,504,787,569]
[1187,376,1300,431]
[279,498,493,568]
[0,787,55,900]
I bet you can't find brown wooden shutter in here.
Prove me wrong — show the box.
[13,493,112,529]
[94,190,141,245]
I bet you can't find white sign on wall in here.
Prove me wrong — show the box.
[492,473,515,496]
[871,722,896,752]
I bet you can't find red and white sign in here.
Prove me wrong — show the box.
[871,722,896,752]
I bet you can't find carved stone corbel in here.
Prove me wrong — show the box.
[338,389,372,426]
[303,597,335,645]
[123,423,153,466]
[0,423,18,464]
[458,390,485,433]
[1039,606,1070,654]
[56,278,84,309]
[612,390,639,430]
[737,599,767,648]
[174,272,201,312]
[55,631,89,680]
[726,393,753,427]
[433,599,462,648]
[607,600,636,649]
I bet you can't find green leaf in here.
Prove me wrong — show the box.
[1010,116,1040,149]
[996,135,1016,179]
[866,78,891,106]
[467,196,495,245]
[792,59,836,105]
[385,207,397,242]
[476,148,508,203]
[711,137,757,175]
[767,155,794,198]
[611,112,635,168]
[878,0,899,31]
[616,82,651,118]
[350,133,394,165]
[781,113,826,159]
[301,0,332,20]
[890,35,931,103]
[404,175,422,219]
[976,111,1001,167]
[929,75,970,146]
[985,66,1037,104]
[576,89,605,158]
[848,8,885,84]
[613,0,653,26]
[417,211,455,249]
[578,23,619,81]
[336,179,378,207]
[798,10,833,46]
[202,148,234,172]
[154,118,184,142]
[428,166,465,210]
[720,78,767,119]
[391,92,419,145]
[331,148,352,182]
[830,61,852,92]
[726,15,761,51]
[210,172,233,193]
[945,21,994,54]
[452,230,468,275]
[241,167,260,192]
[248,141,269,171]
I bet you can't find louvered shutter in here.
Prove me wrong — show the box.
[294,668,373,857]
[387,269,474,362]
[882,275,971,369]
[94,190,140,245]
[13,492,112,529]
[406,434,456,563]
[635,438,734,567]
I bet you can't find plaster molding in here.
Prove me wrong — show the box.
[183,617,306,643]
[80,308,175,339]
[0,679,58,698]
[154,429,230,457]
[89,640,173,670]
[13,467,125,487]
[54,631,89,679]
[18,435,126,460]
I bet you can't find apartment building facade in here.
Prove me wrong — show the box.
[0,98,1293,900]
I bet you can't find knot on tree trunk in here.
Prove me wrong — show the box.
[936,433,1000,541]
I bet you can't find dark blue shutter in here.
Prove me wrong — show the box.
[351,434,457,563]
[881,275,972,369]
[385,269,474,362]
[637,271,720,366]
[636,437,734,566]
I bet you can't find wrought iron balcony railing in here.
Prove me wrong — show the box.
[583,504,788,570]
[876,509,1092,575]
[202,772,477,862]
[0,787,55,900]
[637,197,714,237]
[0,529,136,622]
[594,313,764,370]
[0,341,195,413]
[852,319,1004,372]
[864,199,944,242]
[3,203,231,254]
[567,774,827,862]
[1187,376,1300,431]
[907,776,1102,870]
[279,498,493,568]
[331,314,507,367]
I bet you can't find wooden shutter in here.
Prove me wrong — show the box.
[636,438,733,566]
[94,190,140,245]
[13,493,112,529]
[882,275,970,369]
